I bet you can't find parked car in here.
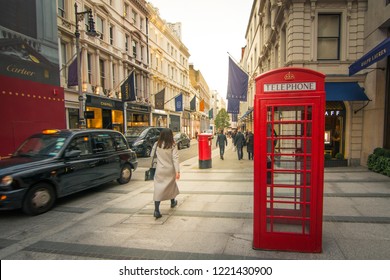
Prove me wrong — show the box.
[0,129,138,215]
[125,127,163,157]
[174,132,191,150]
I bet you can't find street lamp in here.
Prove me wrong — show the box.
[74,3,98,128]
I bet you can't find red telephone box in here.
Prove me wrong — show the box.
[253,68,325,253]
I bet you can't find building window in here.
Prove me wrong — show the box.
[60,42,66,79]
[84,6,91,31]
[109,25,114,45]
[132,40,137,58]
[58,0,65,17]
[125,34,129,52]
[140,18,143,31]
[99,59,105,88]
[112,64,116,90]
[87,53,92,84]
[132,10,137,25]
[135,73,138,98]
[124,3,129,17]
[96,16,104,40]
[318,14,340,60]
[141,45,144,61]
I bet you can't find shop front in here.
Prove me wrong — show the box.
[182,111,191,136]
[169,114,181,132]
[85,94,124,132]
[126,103,151,130]
[325,81,369,165]
[324,102,345,158]
[152,110,168,127]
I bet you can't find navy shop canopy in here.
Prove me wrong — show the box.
[325,82,369,101]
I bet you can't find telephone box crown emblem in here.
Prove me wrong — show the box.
[284,72,295,80]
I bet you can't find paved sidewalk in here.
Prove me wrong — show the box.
[0,142,390,260]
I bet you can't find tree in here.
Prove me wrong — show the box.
[214,108,231,132]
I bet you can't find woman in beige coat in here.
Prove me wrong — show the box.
[151,128,180,219]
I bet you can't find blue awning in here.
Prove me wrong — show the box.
[325,82,369,101]
[349,37,390,76]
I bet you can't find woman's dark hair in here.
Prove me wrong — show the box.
[157,128,175,149]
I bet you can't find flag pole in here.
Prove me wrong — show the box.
[164,93,182,105]
[227,52,250,74]
[59,53,77,73]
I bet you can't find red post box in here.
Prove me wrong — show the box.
[253,68,325,253]
[198,133,213,169]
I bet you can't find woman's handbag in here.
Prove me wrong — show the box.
[145,167,156,181]
[145,146,157,181]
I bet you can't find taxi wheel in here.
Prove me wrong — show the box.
[117,164,132,184]
[22,183,55,215]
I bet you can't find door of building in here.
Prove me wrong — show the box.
[102,109,112,129]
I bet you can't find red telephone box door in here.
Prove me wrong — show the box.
[253,68,325,253]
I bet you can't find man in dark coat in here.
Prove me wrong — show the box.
[216,129,228,160]
[246,131,254,160]
[234,129,246,160]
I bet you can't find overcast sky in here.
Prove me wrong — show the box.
[148,0,253,99]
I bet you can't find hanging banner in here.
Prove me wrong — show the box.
[226,56,249,101]
[155,88,165,110]
[121,71,136,102]
[175,93,183,111]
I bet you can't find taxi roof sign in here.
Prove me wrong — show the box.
[42,129,60,135]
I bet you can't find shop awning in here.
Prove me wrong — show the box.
[349,37,390,76]
[239,108,253,121]
[325,82,369,101]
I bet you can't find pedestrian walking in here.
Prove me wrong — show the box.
[231,129,237,151]
[216,129,228,160]
[151,128,180,219]
[246,131,254,160]
[234,129,246,160]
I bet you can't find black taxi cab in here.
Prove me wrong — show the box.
[0,129,138,215]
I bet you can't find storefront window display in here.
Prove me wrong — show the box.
[325,101,345,158]
[67,108,79,129]
[86,107,124,132]
[112,110,124,132]
[153,114,167,127]
[127,113,149,127]
[126,104,151,129]
[86,107,102,128]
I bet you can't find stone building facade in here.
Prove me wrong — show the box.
[57,0,213,136]
[147,3,192,134]
[242,0,372,166]
[58,0,150,132]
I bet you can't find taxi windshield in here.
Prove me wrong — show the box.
[14,135,66,157]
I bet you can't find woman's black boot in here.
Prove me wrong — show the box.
[154,201,162,219]
[170,198,177,208]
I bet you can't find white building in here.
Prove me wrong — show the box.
[58,0,150,132]
[147,3,191,134]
